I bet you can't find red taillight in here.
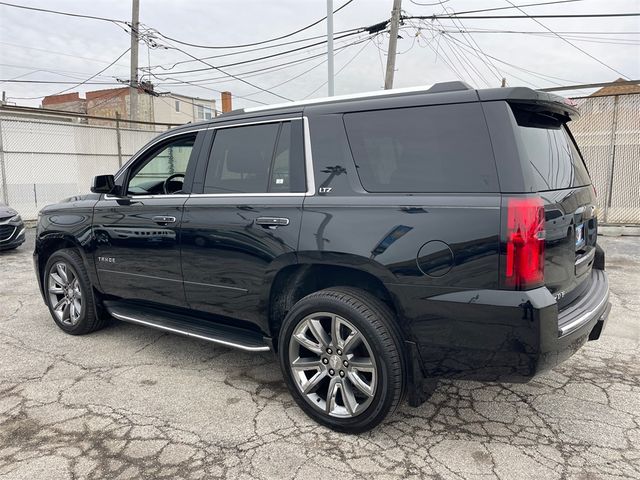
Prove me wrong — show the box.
[504,197,545,289]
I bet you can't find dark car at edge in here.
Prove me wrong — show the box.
[33,81,611,433]
[0,203,25,251]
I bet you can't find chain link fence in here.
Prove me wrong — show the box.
[1,94,639,224]
[0,114,174,220]
[570,93,640,225]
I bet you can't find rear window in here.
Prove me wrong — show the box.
[343,103,498,193]
[512,107,591,191]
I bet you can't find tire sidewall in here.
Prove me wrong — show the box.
[43,250,92,334]
[279,292,401,433]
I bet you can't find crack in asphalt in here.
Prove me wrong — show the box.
[0,234,639,479]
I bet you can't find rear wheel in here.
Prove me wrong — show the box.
[278,287,405,433]
[43,249,106,335]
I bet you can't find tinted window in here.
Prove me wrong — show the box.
[204,122,305,194]
[343,103,498,193]
[513,111,591,191]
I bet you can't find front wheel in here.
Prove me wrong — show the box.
[278,287,405,433]
[43,249,106,335]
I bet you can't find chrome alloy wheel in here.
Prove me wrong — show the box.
[47,262,83,326]
[288,312,377,418]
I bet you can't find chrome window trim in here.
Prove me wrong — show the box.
[109,116,315,201]
[113,126,210,182]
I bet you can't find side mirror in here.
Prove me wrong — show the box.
[91,174,115,194]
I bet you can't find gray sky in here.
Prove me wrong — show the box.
[1,0,639,110]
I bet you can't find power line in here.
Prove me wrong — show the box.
[150,0,355,50]
[8,48,131,100]
[153,38,292,102]
[145,26,365,72]
[442,0,583,16]
[503,0,631,79]
[302,39,373,99]
[0,80,123,85]
[143,30,365,77]
[405,13,640,20]
[0,1,127,24]
[409,0,450,5]
[152,33,375,86]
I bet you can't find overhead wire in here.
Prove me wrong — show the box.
[148,0,355,50]
[502,0,631,79]
[7,48,131,100]
[302,38,374,99]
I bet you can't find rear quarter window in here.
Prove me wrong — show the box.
[343,103,498,193]
[511,106,591,191]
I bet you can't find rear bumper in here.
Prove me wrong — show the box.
[389,268,610,382]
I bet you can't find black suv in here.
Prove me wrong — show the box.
[34,82,610,433]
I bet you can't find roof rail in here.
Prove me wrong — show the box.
[235,81,473,114]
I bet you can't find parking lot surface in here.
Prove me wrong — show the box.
[0,230,639,479]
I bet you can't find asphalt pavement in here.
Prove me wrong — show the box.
[0,230,638,479]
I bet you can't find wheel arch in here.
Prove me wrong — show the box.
[35,233,98,297]
[265,253,405,347]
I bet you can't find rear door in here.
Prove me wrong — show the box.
[180,118,307,325]
[509,103,597,305]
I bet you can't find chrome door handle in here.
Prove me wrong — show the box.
[256,217,290,228]
[152,215,176,224]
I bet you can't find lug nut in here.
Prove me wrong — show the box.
[339,370,345,377]
[343,360,349,367]
[322,358,329,364]
[336,349,342,355]
[326,348,332,354]
[329,369,335,376]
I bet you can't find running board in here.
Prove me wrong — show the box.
[104,301,270,352]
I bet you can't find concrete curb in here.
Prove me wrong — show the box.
[599,225,640,236]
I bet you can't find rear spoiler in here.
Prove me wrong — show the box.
[478,87,579,122]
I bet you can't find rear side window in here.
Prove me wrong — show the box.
[203,121,305,194]
[512,107,591,191]
[343,103,498,193]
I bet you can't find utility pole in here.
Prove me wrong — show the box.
[384,0,402,89]
[129,0,140,123]
[327,0,335,96]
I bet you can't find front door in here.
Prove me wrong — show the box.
[93,131,202,307]
[180,118,307,325]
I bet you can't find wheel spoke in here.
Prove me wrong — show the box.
[61,301,71,322]
[326,377,340,414]
[72,299,82,319]
[53,297,67,312]
[301,369,327,394]
[293,331,323,355]
[307,319,330,348]
[48,286,64,295]
[50,272,65,287]
[341,380,359,414]
[342,330,362,354]
[349,356,375,372]
[69,301,76,320]
[56,263,69,284]
[291,357,323,370]
[330,315,342,348]
[347,371,374,397]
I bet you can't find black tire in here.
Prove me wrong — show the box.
[278,287,405,433]
[43,248,107,335]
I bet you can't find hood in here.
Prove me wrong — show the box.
[0,203,19,217]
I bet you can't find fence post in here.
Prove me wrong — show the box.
[604,95,620,224]
[0,117,8,205]
[115,112,123,168]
